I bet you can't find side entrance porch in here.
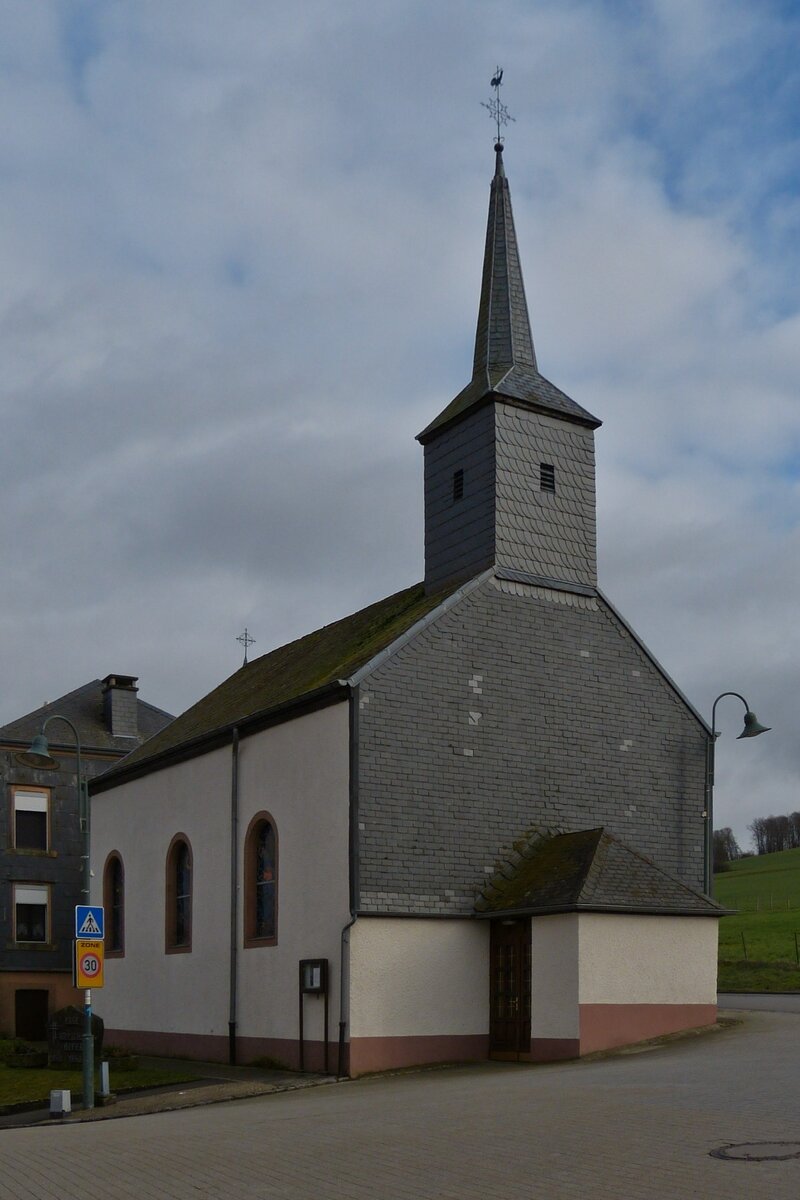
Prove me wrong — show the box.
[347,829,722,1076]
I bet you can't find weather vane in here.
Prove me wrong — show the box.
[236,627,256,665]
[481,67,515,144]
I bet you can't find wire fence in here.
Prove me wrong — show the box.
[718,931,800,964]
[719,895,800,912]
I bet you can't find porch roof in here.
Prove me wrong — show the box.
[475,827,726,918]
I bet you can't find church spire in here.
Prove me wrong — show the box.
[418,142,599,444]
[420,100,602,595]
[472,141,537,383]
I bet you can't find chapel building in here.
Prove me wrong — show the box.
[90,142,721,1075]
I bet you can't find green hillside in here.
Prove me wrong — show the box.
[715,846,800,910]
[715,848,800,991]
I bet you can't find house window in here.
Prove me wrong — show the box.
[104,853,125,955]
[244,813,277,947]
[452,468,464,502]
[12,787,49,851]
[14,884,49,944]
[165,835,192,953]
[540,463,556,493]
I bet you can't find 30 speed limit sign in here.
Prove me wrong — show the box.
[75,939,105,988]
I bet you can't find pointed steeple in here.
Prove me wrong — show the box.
[418,145,599,443]
[472,142,537,380]
[420,139,602,595]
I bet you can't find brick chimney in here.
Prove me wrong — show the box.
[102,675,139,739]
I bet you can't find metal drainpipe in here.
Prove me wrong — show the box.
[228,727,240,1065]
[336,683,360,1079]
[337,914,356,1079]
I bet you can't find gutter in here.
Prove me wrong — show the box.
[474,902,729,919]
[90,683,345,794]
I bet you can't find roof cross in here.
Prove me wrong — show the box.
[236,627,256,666]
[481,66,515,145]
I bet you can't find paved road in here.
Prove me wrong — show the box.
[719,991,800,1013]
[2,1011,800,1199]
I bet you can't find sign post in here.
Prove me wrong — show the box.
[75,905,104,1110]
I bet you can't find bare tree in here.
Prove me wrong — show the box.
[749,813,797,855]
[749,816,768,855]
[714,827,742,870]
[790,812,800,849]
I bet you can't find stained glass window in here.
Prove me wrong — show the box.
[108,856,124,952]
[255,822,276,940]
[175,842,191,947]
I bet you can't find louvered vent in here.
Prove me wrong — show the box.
[452,468,464,502]
[540,463,555,493]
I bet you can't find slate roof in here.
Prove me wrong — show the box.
[94,581,453,788]
[475,827,724,917]
[418,144,600,443]
[0,680,174,755]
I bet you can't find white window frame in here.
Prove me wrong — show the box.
[13,883,51,944]
[12,787,50,852]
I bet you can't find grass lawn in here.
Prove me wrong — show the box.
[717,907,800,964]
[0,1062,201,1109]
[718,959,800,992]
[715,847,800,912]
[715,849,800,991]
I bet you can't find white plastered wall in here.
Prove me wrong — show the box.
[348,918,488,1038]
[90,747,232,1036]
[577,913,718,1004]
[90,701,351,1044]
[531,914,579,1040]
[236,702,350,1044]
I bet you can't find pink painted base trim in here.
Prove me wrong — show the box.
[349,1034,489,1076]
[106,1028,342,1074]
[528,1038,581,1062]
[579,1003,718,1055]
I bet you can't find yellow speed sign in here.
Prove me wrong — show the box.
[75,939,104,988]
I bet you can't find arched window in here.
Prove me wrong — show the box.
[103,853,125,956]
[244,813,277,947]
[165,835,193,953]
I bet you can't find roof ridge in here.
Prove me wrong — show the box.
[0,679,103,735]
[92,579,462,788]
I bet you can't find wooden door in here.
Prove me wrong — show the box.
[489,919,531,1058]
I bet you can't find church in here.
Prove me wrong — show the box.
[90,137,721,1076]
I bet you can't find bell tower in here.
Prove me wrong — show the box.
[418,140,601,595]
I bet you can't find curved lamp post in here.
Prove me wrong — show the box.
[16,716,94,1110]
[704,693,770,896]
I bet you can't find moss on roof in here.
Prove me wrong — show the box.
[98,580,452,782]
[476,827,723,916]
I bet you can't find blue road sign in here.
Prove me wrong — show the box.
[75,905,104,940]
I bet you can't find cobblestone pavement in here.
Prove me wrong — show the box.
[2,1011,800,1199]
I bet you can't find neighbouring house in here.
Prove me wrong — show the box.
[89,143,722,1076]
[0,675,173,1038]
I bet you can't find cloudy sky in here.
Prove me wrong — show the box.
[1,0,798,847]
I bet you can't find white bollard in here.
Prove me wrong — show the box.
[99,1061,110,1097]
[50,1089,71,1118]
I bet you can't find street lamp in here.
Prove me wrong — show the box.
[16,715,94,1110]
[704,692,770,896]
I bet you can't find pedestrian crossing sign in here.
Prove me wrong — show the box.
[75,905,104,940]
